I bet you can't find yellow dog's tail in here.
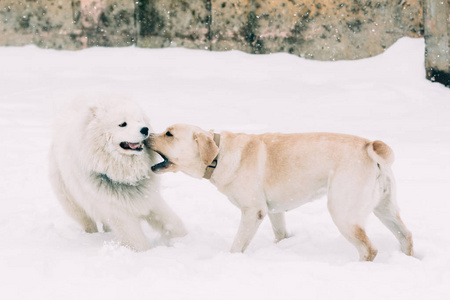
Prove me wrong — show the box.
[367,140,395,167]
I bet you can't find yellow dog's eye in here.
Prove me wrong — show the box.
[119,122,127,127]
[166,131,173,137]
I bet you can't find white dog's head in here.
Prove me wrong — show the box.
[147,124,219,178]
[85,98,150,156]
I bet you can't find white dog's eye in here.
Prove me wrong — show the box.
[166,131,173,137]
[119,122,127,127]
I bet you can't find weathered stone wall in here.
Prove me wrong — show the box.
[73,0,136,48]
[0,1,447,86]
[0,0,137,49]
[424,0,450,87]
[136,0,211,49]
[1,0,423,57]
[135,0,424,60]
[0,0,79,49]
[210,0,423,60]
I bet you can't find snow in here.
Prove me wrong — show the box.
[1,38,450,299]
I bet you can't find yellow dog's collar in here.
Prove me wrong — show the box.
[203,133,220,180]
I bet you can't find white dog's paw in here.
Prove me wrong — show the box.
[163,222,188,239]
[83,222,99,234]
[121,239,151,252]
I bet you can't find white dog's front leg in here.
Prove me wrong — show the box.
[108,217,150,252]
[146,194,188,239]
[230,207,267,253]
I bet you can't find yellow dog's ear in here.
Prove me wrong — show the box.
[194,132,219,166]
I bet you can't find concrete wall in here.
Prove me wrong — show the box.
[0,1,447,86]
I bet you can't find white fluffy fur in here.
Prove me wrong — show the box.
[49,96,187,251]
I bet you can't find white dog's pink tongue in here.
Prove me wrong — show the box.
[129,143,141,149]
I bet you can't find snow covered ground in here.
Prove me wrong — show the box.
[1,38,449,299]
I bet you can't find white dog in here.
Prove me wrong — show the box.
[49,97,187,251]
[147,124,413,261]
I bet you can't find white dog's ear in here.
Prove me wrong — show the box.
[83,104,98,125]
[194,132,219,166]
[87,101,106,121]
[89,105,98,119]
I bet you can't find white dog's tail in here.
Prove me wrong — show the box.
[367,140,395,167]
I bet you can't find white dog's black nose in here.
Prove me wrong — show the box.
[140,127,149,136]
